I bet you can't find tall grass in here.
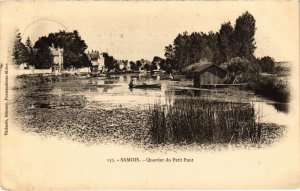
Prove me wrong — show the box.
[148,98,261,144]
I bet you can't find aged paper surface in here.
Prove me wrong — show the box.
[0,1,299,190]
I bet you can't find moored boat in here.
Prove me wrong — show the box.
[129,83,161,89]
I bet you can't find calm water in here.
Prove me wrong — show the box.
[26,73,288,125]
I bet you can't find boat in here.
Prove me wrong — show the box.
[129,83,161,89]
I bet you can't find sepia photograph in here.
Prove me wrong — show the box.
[0,1,299,190]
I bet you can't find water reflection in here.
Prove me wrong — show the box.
[22,73,288,125]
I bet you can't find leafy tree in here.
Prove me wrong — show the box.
[129,61,138,71]
[258,56,275,73]
[25,36,33,49]
[217,22,236,63]
[136,60,142,69]
[34,46,53,69]
[151,62,158,70]
[103,53,114,71]
[158,59,167,71]
[234,11,256,58]
[163,11,257,72]
[25,37,35,66]
[221,57,260,76]
[113,60,120,71]
[144,63,151,71]
[12,30,28,65]
[34,30,90,68]
[164,44,176,70]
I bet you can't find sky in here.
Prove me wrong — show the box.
[2,1,299,62]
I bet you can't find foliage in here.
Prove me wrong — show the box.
[113,60,121,71]
[164,11,257,71]
[234,11,256,58]
[34,30,90,68]
[13,30,28,65]
[247,74,289,103]
[257,56,275,73]
[144,63,151,71]
[220,57,260,76]
[231,72,289,103]
[217,22,236,63]
[151,56,165,70]
[130,61,139,71]
[103,53,115,71]
[34,46,54,69]
[25,37,35,67]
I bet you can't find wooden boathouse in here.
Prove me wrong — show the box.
[193,64,227,88]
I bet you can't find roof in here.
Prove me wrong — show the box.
[49,47,63,56]
[193,64,226,73]
[87,52,99,61]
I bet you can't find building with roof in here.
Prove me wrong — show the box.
[193,64,227,88]
[87,50,105,73]
[49,44,64,74]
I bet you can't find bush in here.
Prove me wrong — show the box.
[225,73,289,103]
[220,57,261,76]
[248,74,289,103]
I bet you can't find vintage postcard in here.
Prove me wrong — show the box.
[0,1,299,190]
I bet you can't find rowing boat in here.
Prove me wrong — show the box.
[129,83,161,89]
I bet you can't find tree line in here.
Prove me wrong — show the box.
[13,30,91,69]
[164,11,275,73]
[13,30,166,72]
[13,11,275,74]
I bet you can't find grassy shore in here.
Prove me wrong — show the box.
[148,98,261,144]
[15,73,80,88]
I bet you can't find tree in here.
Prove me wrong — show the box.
[103,53,114,71]
[136,60,142,69]
[34,46,53,69]
[234,11,256,58]
[144,63,151,71]
[12,30,28,65]
[222,57,260,76]
[164,44,176,70]
[114,60,120,71]
[217,22,236,63]
[25,36,32,49]
[258,56,275,73]
[34,30,89,69]
[129,61,138,71]
[25,37,35,66]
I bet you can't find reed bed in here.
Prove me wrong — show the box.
[148,98,261,144]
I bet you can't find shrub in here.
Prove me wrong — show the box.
[248,74,289,103]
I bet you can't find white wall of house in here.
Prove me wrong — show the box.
[76,67,91,73]
[98,54,105,70]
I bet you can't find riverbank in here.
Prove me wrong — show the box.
[236,73,290,103]
[15,73,80,89]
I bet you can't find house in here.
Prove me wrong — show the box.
[49,44,64,74]
[87,50,105,73]
[193,64,227,88]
